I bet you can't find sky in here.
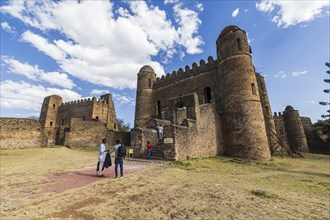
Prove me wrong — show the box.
[1,0,329,127]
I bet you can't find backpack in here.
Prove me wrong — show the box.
[117,144,126,158]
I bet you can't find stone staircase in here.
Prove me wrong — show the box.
[145,145,165,160]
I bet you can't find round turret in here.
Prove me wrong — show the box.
[39,95,63,145]
[216,25,250,61]
[283,105,309,152]
[134,65,157,128]
[215,25,271,160]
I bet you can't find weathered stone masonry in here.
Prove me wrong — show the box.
[131,25,326,160]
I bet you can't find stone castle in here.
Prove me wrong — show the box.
[131,25,328,160]
[0,25,327,157]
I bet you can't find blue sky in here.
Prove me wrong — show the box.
[1,0,329,127]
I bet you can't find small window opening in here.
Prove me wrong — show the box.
[251,83,257,95]
[53,104,55,108]
[265,106,269,115]
[50,121,53,126]
[148,78,151,88]
[237,38,242,51]
[114,123,116,129]
[82,116,85,121]
[61,119,64,126]
[204,87,212,103]
[157,100,161,116]
[95,116,99,121]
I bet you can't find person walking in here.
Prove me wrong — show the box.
[109,139,125,178]
[97,139,107,177]
[147,141,152,160]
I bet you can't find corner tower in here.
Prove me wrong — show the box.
[134,65,156,128]
[283,105,309,152]
[39,95,63,144]
[216,25,271,160]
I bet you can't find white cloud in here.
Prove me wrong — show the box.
[112,93,135,106]
[307,100,316,104]
[1,0,204,89]
[1,56,75,89]
[232,8,240,17]
[274,70,287,78]
[0,80,81,111]
[292,70,307,77]
[91,89,110,96]
[256,0,330,28]
[1,21,15,33]
[173,2,204,54]
[21,31,65,61]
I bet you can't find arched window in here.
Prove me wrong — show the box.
[114,123,116,129]
[148,78,151,88]
[82,116,85,121]
[237,38,242,51]
[53,104,56,108]
[95,116,99,121]
[50,121,53,126]
[251,83,257,95]
[204,87,212,103]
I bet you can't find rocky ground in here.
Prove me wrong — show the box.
[0,147,329,219]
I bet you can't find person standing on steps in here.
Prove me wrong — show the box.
[157,124,163,142]
[97,139,107,177]
[147,141,152,160]
[109,139,125,178]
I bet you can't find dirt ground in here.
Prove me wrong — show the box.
[0,147,329,219]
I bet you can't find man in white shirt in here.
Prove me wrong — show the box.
[98,139,107,177]
[157,125,163,142]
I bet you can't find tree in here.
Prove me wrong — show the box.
[319,62,330,118]
[117,118,130,132]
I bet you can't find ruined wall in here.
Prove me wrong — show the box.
[273,115,289,147]
[131,128,158,158]
[172,104,222,160]
[0,118,47,149]
[64,118,108,148]
[301,117,329,154]
[106,131,131,146]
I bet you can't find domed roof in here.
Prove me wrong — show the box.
[219,25,241,38]
[139,65,154,73]
[285,105,295,111]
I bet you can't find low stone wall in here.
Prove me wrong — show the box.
[0,118,47,149]
[64,118,108,148]
[131,128,158,158]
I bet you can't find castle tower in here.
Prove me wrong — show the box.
[256,74,278,154]
[39,95,63,144]
[216,25,271,160]
[134,65,157,128]
[283,105,309,152]
[100,94,118,131]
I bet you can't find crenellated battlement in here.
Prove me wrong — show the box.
[153,56,217,89]
[62,97,110,106]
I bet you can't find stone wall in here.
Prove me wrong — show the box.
[172,103,222,160]
[301,117,329,154]
[64,118,108,147]
[0,118,47,149]
[64,118,130,148]
[131,128,158,158]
